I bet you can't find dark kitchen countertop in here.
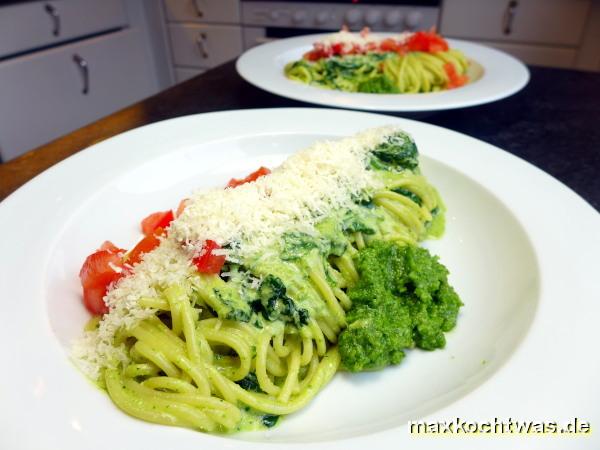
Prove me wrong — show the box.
[0,61,598,211]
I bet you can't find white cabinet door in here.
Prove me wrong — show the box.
[0,29,156,161]
[164,0,240,24]
[0,0,128,58]
[168,24,243,68]
[441,0,590,46]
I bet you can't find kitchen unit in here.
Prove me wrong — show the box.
[0,0,164,162]
[440,0,599,70]
[160,0,600,84]
[163,0,243,82]
[161,0,442,82]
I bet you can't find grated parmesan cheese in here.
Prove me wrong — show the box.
[72,126,403,379]
[170,126,397,259]
[316,29,412,50]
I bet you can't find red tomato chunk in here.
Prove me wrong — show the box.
[79,248,126,315]
[227,166,271,189]
[406,31,449,53]
[99,241,125,254]
[193,240,226,274]
[127,228,163,266]
[141,210,174,236]
[443,62,468,89]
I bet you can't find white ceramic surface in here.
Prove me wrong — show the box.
[236,35,529,112]
[0,109,598,450]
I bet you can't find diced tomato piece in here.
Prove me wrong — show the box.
[176,198,189,217]
[429,42,448,53]
[79,248,126,315]
[444,62,457,77]
[350,43,363,55]
[406,31,449,53]
[80,250,125,290]
[304,49,322,61]
[304,42,329,61]
[126,228,163,266]
[83,285,109,315]
[331,43,344,55]
[443,62,468,89]
[365,41,378,52]
[99,240,125,254]
[193,240,226,274]
[380,38,401,53]
[227,166,271,189]
[141,210,174,236]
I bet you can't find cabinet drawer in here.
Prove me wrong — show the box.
[0,0,127,59]
[168,24,243,68]
[441,0,590,46]
[164,0,240,24]
[0,29,156,162]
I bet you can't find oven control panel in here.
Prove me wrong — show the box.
[241,2,440,32]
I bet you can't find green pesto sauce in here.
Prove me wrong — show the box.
[426,204,446,239]
[235,406,281,433]
[84,315,102,331]
[339,241,463,372]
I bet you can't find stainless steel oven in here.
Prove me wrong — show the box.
[240,0,442,49]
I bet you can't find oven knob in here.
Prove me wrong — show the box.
[292,10,307,24]
[344,8,363,25]
[365,10,382,26]
[405,11,423,29]
[316,11,330,25]
[384,10,403,27]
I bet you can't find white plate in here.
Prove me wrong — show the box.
[236,34,529,112]
[1,109,598,450]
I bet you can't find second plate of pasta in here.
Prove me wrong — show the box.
[236,34,529,112]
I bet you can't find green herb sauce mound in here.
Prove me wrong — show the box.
[339,241,463,372]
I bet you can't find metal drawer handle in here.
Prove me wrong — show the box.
[502,0,518,35]
[192,0,204,18]
[72,54,89,95]
[44,3,61,37]
[196,32,208,58]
